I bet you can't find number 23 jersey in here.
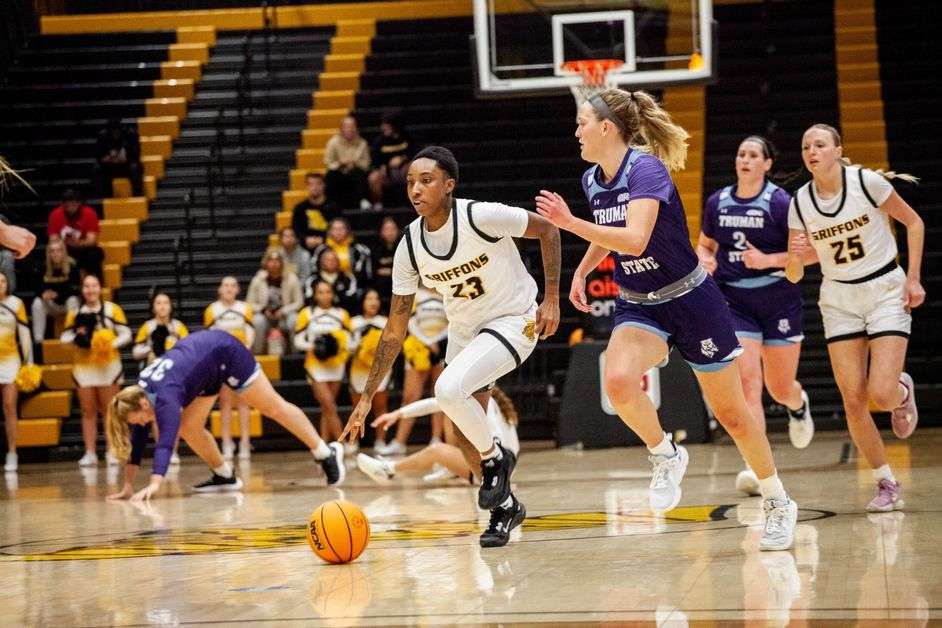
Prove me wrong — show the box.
[788,166,896,282]
[392,198,537,332]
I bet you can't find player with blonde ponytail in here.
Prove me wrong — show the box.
[537,88,799,551]
[106,329,345,502]
[785,123,924,512]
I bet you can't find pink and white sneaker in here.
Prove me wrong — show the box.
[866,479,904,512]
[891,373,918,439]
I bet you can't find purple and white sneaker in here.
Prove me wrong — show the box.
[866,479,904,512]
[891,373,918,439]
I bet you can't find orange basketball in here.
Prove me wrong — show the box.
[306,499,370,564]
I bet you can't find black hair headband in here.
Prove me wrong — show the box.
[588,94,626,133]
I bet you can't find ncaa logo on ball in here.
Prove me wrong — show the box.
[308,520,325,551]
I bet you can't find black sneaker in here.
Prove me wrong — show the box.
[320,442,346,486]
[478,443,516,510]
[193,473,243,493]
[480,496,526,548]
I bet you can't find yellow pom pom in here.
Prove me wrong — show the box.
[354,328,383,368]
[318,329,350,368]
[15,364,42,393]
[402,335,431,371]
[90,328,117,364]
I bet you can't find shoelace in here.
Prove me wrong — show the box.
[764,501,787,535]
[648,455,674,489]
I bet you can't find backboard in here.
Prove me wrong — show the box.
[472,0,714,97]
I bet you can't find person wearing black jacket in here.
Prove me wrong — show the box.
[96,118,142,197]
[30,238,80,340]
[371,216,400,307]
[305,248,358,314]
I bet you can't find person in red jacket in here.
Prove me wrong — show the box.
[47,189,104,279]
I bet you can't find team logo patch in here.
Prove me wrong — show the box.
[700,338,718,358]
[617,192,631,203]
[227,376,240,388]
[778,318,791,334]
[523,320,536,342]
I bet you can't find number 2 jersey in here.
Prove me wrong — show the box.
[788,166,896,282]
[392,199,537,333]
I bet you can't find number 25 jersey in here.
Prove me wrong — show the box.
[788,166,896,282]
[392,199,537,332]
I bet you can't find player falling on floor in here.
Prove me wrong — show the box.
[340,146,561,547]
[697,136,816,496]
[357,385,520,486]
[785,123,923,512]
[536,88,798,550]
[105,329,345,501]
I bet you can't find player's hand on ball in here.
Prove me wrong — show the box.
[341,399,371,443]
[905,277,926,310]
[371,410,402,430]
[535,190,575,230]
[535,298,560,339]
[569,274,591,313]
[107,484,134,501]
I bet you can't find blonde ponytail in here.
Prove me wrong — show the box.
[0,155,34,195]
[594,89,689,172]
[808,124,919,184]
[105,385,148,461]
[490,385,518,427]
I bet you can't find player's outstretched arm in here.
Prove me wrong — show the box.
[523,212,561,339]
[535,190,657,256]
[340,292,415,443]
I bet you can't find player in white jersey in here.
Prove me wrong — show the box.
[786,124,924,512]
[341,146,561,547]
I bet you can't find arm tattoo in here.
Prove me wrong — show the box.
[540,224,561,295]
[361,293,414,399]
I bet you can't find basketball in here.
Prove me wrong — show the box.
[306,500,370,564]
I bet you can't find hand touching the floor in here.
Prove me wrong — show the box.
[372,409,403,430]
[131,475,163,502]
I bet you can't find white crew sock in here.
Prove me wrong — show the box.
[648,433,676,458]
[213,462,233,478]
[757,472,787,501]
[482,441,503,462]
[312,440,332,460]
[873,464,896,483]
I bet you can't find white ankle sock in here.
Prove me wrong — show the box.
[482,443,502,461]
[648,433,676,457]
[312,440,332,460]
[873,464,896,483]
[213,462,233,478]
[757,472,787,501]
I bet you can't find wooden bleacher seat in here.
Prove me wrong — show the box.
[103,197,148,221]
[111,177,133,198]
[21,390,72,419]
[210,409,263,438]
[40,364,75,390]
[16,419,62,447]
[99,218,140,243]
[41,340,74,365]
[282,190,306,213]
[256,354,282,381]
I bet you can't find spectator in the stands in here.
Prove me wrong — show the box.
[368,111,413,209]
[292,173,339,252]
[324,115,371,211]
[274,227,310,287]
[371,216,400,306]
[30,238,81,341]
[306,248,357,314]
[96,118,142,197]
[312,217,372,288]
[247,248,303,355]
[47,189,105,279]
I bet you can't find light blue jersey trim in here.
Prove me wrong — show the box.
[764,335,804,347]
[723,275,785,289]
[612,321,670,341]
[686,345,744,372]
[236,363,262,391]
[734,330,763,342]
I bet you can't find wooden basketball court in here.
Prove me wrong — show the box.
[1,430,938,625]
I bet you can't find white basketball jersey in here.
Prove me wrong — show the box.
[393,199,538,333]
[789,166,897,282]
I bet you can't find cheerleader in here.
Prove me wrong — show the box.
[60,274,132,466]
[348,289,391,446]
[375,283,448,456]
[203,276,254,461]
[697,136,816,496]
[0,273,33,472]
[133,290,188,464]
[786,123,924,512]
[357,386,519,486]
[294,280,352,445]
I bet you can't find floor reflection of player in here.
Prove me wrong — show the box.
[105,330,345,501]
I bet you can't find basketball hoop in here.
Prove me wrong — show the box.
[561,58,623,107]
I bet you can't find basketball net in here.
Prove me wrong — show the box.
[563,59,623,107]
